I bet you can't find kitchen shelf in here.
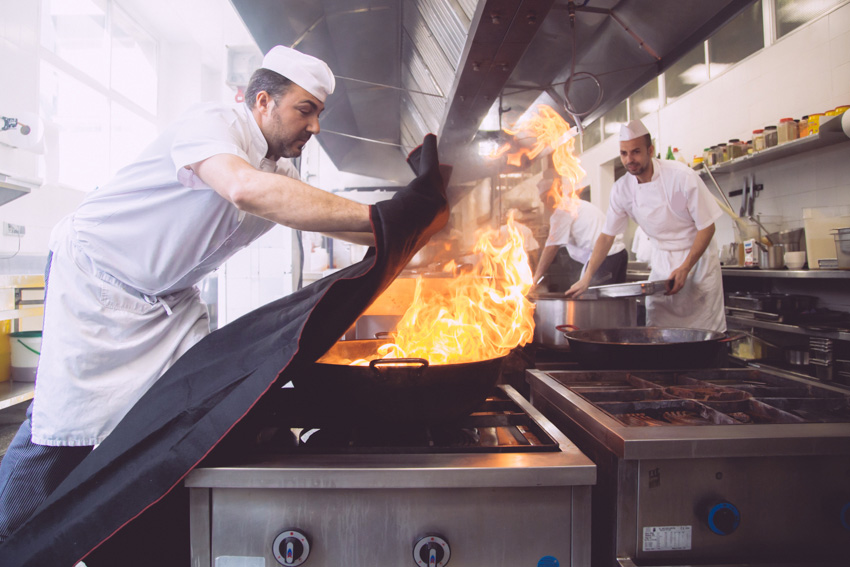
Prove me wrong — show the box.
[0,381,34,411]
[698,114,848,176]
[726,314,850,342]
[0,275,44,324]
[722,268,850,279]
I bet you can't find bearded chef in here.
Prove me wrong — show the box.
[0,46,387,543]
[566,119,726,332]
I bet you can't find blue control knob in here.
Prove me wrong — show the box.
[840,502,850,531]
[707,502,741,535]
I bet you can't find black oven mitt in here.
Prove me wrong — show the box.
[0,134,450,567]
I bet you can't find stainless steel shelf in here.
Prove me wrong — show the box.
[0,381,34,411]
[726,315,850,342]
[698,114,848,175]
[722,268,850,279]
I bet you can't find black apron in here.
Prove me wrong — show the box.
[0,134,450,567]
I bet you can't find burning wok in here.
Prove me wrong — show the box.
[292,339,507,425]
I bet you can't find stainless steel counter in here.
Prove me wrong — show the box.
[722,268,850,279]
[527,370,850,460]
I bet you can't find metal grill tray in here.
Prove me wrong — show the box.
[705,399,806,424]
[547,368,850,425]
[595,399,740,426]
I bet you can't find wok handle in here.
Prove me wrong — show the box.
[369,358,429,369]
[718,331,748,343]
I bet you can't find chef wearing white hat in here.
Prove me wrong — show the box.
[0,46,379,541]
[565,119,726,332]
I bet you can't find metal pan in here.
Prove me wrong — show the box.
[580,280,670,299]
[560,327,743,370]
[291,339,507,425]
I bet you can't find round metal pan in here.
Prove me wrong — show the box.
[560,327,741,370]
[292,339,507,425]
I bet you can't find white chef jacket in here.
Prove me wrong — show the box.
[32,102,300,446]
[602,158,726,332]
[546,200,625,264]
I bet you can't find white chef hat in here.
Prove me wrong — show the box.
[261,46,335,103]
[619,119,650,141]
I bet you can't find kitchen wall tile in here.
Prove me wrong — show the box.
[830,2,850,38]
[832,61,850,101]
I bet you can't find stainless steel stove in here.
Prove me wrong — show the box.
[186,385,595,566]
[526,367,850,567]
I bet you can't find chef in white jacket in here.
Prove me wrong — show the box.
[566,119,726,332]
[0,46,377,544]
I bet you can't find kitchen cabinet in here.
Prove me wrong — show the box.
[0,275,44,411]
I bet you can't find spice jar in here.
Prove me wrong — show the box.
[752,129,765,151]
[808,113,825,135]
[798,116,809,138]
[777,118,797,144]
[717,142,729,162]
[727,139,745,159]
[763,125,778,148]
[702,147,712,165]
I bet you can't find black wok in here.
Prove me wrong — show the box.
[292,339,506,425]
[560,327,741,370]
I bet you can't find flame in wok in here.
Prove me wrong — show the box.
[352,212,535,365]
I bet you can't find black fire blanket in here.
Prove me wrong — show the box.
[0,134,450,567]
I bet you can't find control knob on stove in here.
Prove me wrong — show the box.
[413,534,450,567]
[705,501,741,536]
[273,529,311,566]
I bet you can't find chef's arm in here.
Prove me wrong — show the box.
[666,223,715,295]
[192,153,376,246]
[533,245,559,287]
[564,233,615,297]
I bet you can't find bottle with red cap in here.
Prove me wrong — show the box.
[777,117,797,144]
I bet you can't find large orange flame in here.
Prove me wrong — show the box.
[351,211,535,365]
[504,105,586,215]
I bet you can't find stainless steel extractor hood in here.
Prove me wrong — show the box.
[230,0,756,187]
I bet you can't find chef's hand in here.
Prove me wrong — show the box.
[564,277,590,298]
[372,134,450,245]
[665,265,690,295]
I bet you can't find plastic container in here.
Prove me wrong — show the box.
[798,116,809,138]
[727,139,745,159]
[808,113,825,135]
[9,331,41,382]
[763,125,778,148]
[777,118,797,144]
[752,129,765,151]
[803,206,850,269]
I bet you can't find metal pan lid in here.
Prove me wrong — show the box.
[581,280,670,299]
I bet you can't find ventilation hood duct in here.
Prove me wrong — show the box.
[230,0,756,187]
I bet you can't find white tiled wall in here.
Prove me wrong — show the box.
[579,2,850,250]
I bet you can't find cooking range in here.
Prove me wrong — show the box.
[526,367,850,567]
[186,384,595,566]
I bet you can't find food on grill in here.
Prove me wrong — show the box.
[665,385,747,401]
[729,412,752,423]
[618,413,666,426]
[662,410,712,425]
